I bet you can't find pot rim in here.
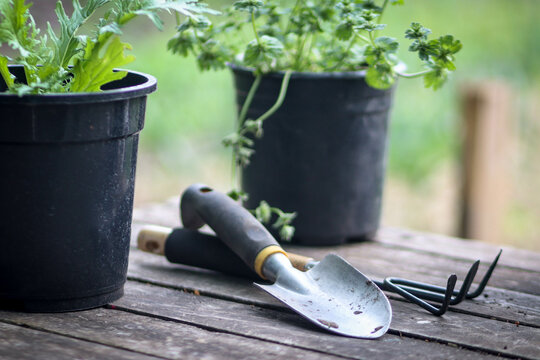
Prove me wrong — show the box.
[0,66,157,105]
[228,62,407,80]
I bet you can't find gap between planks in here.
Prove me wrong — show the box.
[127,240,540,325]
[0,318,168,360]
[103,304,358,360]
[118,280,539,359]
[131,216,540,276]
[0,308,347,360]
[126,271,540,330]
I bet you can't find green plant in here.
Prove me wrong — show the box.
[0,0,215,95]
[168,0,462,240]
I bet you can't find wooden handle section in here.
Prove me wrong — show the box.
[137,225,170,256]
[288,253,314,271]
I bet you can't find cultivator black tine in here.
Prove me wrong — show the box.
[389,260,479,305]
[465,249,502,299]
[372,250,502,315]
[383,275,457,316]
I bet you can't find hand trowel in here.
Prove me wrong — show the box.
[176,183,391,339]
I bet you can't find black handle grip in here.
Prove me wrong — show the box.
[180,184,281,274]
[165,228,258,280]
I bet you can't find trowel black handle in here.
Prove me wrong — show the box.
[138,226,259,280]
[180,184,287,279]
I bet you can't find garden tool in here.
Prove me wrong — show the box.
[138,225,502,316]
[176,184,392,339]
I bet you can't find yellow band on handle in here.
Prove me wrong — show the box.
[254,245,288,279]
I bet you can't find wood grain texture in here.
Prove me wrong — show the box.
[0,321,159,360]
[377,227,540,273]
[283,242,540,297]
[0,309,341,360]
[114,281,539,359]
[2,200,538,360]
[132,200,540,273]
[127,248,540,328]
[132,222,540,298]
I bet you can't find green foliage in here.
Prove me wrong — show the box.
[170,0,462,90]
[244,35,284,73]
[0,0,214,95]
[252,200,297,242]
[233,0,263,13]
[70,37,134,92]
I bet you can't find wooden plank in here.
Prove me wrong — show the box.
[458,82,513,245]
[116,280,539,359]
[114,281,507,360]
[0,321,158,360]
[131,222,540,297]
[127,249,540,328]
[0,309,341,360]
[132,199,179,228]
[132,202,540,273]
[283,242,540,297]
[392,301,540,359]
[377,227,540,273]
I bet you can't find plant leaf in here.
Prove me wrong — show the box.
[0,55,14,88]
[244,35,284,70]
[405,22,431,40]
[233,0,263,13]
[48,0,108,68]
[366,62,395,89]
[0,0,41,58]
[423,65,448,90]
[69,37,135,92]
[254,200,272,223]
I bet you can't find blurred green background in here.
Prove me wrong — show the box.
[31,0,540,250]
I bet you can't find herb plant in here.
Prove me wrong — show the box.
[0,0,214,95]
[168,0,462,241]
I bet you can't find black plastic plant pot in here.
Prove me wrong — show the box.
[0,66,156,312]
[232,66,395,246]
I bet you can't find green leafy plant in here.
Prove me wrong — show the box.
[168,0,462,240]
[0,0,215,95]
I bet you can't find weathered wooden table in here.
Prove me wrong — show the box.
[1,198,539,360]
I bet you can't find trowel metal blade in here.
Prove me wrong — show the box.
[255,254,392,338]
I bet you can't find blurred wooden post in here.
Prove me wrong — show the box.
[458,82,513,243]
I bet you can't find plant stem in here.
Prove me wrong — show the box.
[356,33,371,44]
[251,12,261,46]
[175,12,181,26]
[294,34,309,70]
[369,31,376,46]
[333,35,356,70]
[378,0,389,24]
[232,73,262,190]
[237,74,262,127]
[397,69,432,78]
[231,71,293,190]
[303,33,315,70]
[254,70,292,123]
[285,0,302,34]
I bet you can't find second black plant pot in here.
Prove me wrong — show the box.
[232,66,395,246]
[0,66,156,312]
